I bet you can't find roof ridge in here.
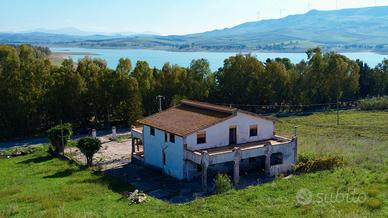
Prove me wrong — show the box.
[237,109,276,122]
[181,100,237,114]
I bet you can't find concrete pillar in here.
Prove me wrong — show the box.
[264,143,272,177]
[92,129,97,138]
[293,137,298,164]
[131,138,135,154]
[136,139,140,151]
[201,151,209,192]
[294,126,298,137]
[112,126,117,139]
[233,147,241,186]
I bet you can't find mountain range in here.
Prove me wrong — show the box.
[1,6,388,53]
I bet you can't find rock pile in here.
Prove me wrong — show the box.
[127,189,147,204]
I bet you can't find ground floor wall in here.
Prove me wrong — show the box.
[184,138,297,180]
[143,125,185,180]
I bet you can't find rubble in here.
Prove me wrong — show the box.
[128,189,147,204]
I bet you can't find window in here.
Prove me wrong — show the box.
[163,151,166,165]
[169,133,175,143]
[150,127,155,136]
[197,131,206,144]
[270,153,283,165]
[249,125,258,137]
[165,132,168,142]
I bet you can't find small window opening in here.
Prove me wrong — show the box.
[169,133,175,143]
[197,131,206,144]
[270,153,283,165]
[249,125,258,137]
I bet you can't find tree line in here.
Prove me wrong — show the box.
[0,45,387,140]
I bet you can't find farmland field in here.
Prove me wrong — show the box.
[0,110,387,217]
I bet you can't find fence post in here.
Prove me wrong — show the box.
[92,129,97,138]
[337,97,340,125]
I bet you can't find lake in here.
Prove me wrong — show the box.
[51,47,388,71]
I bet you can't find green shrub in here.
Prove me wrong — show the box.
[366,187,381,197]
[295,155,344,173]
[358,97,388,111]
[0,146,42,158]
[77,137,102,167]
[214,174,233,194]
[47,123,72,154]
[364,198,383,210]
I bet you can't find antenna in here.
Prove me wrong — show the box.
[336,0,338,9]
[375,0,377,7]
[307,0,311,10]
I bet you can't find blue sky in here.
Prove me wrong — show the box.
[1,0,388,35]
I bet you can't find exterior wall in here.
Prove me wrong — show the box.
[143,125,185,180]
[164,135,184,179]
[185,112,274,150]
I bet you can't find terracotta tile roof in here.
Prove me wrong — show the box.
[137,100,274,136]
[137,100,236,136]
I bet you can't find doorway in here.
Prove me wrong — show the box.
[229,126,237,145]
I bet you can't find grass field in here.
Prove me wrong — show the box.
[0,110,387,217]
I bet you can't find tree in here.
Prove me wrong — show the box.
[116,58,132,75]
[373,60,388,96]
[132,61,155,115]
[46,59,85,125]
[215,54,267,105]
[77,137,102,167]
[0,45,22,139]
[186,59,213,101]
[47,123,72,154]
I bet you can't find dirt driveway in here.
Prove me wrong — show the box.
[65,135,132,170]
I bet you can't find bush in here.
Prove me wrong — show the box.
[358,97,388,111]
[364,198,383,210]
[214,174,233,194]
[295,154,344,173]
[47,123,72,154]
[0,146,40,158]
[77,137,102,167]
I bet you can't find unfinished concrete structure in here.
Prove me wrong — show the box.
[131,100,297,190]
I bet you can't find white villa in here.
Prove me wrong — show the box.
[131,100,297,190]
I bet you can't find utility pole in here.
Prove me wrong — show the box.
[156,95,165,112]
[60,120,64,150]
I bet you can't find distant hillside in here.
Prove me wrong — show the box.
[1,6,388,52]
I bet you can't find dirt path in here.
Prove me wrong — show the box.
[65,135,132,171]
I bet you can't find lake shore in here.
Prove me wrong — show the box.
[52,51,100,57]
[48,45,388,55]
[49,47,387,70]
[49,51,101,65]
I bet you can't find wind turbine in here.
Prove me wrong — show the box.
[280,8,285,18]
